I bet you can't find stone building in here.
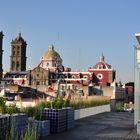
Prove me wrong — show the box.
[28,66,50,86]
[28,44,64,95]
[10,33,27,72]
[0,31,4,82]
[1,33,28,86]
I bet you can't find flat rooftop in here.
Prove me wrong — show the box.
[41,112,140,140]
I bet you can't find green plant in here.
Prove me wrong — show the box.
[5,116,38,140]
[69,98,110,109]
[20,118,38,140]
[23,107,36,117]
[36,102,46,109]
[33,108,43,120]
[5,116,19,140]
[0,97,7,113]
[6,103,20,115]
[52,98,63,109]
[115,101,124,111]
[63,99,70,107]
[0,97,6,106]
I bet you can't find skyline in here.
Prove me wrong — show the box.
[1,0,140,83]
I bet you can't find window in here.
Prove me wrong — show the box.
[84,76,88,79]
[17,51,20,55]
[61,85,64,90]
[72,75,76,78]
[13,51,15,55]
[17,61,19,69]
[72,85,74,89]
[47,62,49,66]
[60,75,64,78]
[97,73,103,80]
[12,61,15,70]
[36,81,40,85]
[68,85,70,90]
[17,46,20,55]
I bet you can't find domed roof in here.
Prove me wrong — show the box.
[41,45,61,60]
[93,54,111,69]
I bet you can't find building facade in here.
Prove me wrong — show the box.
[10,33,27,72]
[2,71,28,86]
[28,44,64,94]
[134,33,140,125]
[88,54,116,86]
[1,33,120,99]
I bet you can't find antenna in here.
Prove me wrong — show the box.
[78,48,81,71]
[56,32,62,55]
[57,32,60,52]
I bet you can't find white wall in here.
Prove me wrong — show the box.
[74,104,110,120]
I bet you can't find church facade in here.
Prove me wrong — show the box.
[27,44,64,95]
[88,54,116,86]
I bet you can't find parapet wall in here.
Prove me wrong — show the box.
[74,104,110,120]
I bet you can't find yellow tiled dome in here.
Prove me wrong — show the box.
[41,44,61,60]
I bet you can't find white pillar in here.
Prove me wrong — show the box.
[134,46,140,125]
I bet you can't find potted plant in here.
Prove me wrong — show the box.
[33,107,50,137]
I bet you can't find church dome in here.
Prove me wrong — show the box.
[93,54,111,69]
[41,44,61,60]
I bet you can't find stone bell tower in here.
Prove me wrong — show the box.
[10,33,27,72]
[0,31,4,80]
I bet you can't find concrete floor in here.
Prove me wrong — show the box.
[40,112,140,140]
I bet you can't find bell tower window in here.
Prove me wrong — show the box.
[12,61,15,70]
[16,61,19,70]
[17,46,20,55]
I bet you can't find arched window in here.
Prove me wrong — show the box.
[47,62,49,66]
[79,73,83,78]
[72,75,76,78]
[17,46,20,55]
[12,61,15,70]
[16,61,19,70]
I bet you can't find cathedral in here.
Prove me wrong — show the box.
[28,44,64,93]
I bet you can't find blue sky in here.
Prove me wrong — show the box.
[0,0,140,83]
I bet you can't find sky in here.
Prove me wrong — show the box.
[0,0,140,83]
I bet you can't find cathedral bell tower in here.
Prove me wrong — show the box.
[0,31,4,80]
[10,33,27,72]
